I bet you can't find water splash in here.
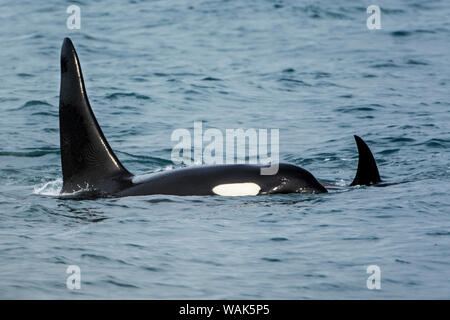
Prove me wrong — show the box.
[33,179,63,196]
[132,165,176,184]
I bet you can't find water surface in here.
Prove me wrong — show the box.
[0,0,449,299]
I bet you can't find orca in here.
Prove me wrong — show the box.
[57,37,381,199]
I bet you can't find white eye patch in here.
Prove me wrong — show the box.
[212,183,261,196]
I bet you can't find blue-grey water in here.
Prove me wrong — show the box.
[1,0,449,299]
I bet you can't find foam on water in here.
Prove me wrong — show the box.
[132,165,176,184]
[33,179,63,196]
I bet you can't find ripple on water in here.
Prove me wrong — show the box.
[261,257,282,262]
[370,61,401,68]
[426,231,450,236]
[278,78,311,87]
[421,139,450,149]
[270,237,289,242]
[391,30,413,37]
[1,148,60,158]
[16,73,34,78]
[104,277,140,289]
[395,259,411,264]
[406,59,429,66]
[391,29,437,37]
[335,104,383,113]
[10,100,53,111]
[202,77,222,81]
[105,92,151,100]
[342,236,380,241]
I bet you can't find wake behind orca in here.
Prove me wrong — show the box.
[57,37,381,199]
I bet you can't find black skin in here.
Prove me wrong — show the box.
[116,163,327,197]
[57,37,381,200]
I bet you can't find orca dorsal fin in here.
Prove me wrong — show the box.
[59,37,131,194]
[350,135,381,186]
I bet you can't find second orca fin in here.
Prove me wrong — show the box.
[350,135,381,186]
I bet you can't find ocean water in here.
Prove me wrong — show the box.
[0,0,449,299]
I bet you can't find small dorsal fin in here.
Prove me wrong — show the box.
[350,135,381,186]
[59,38,131,194]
